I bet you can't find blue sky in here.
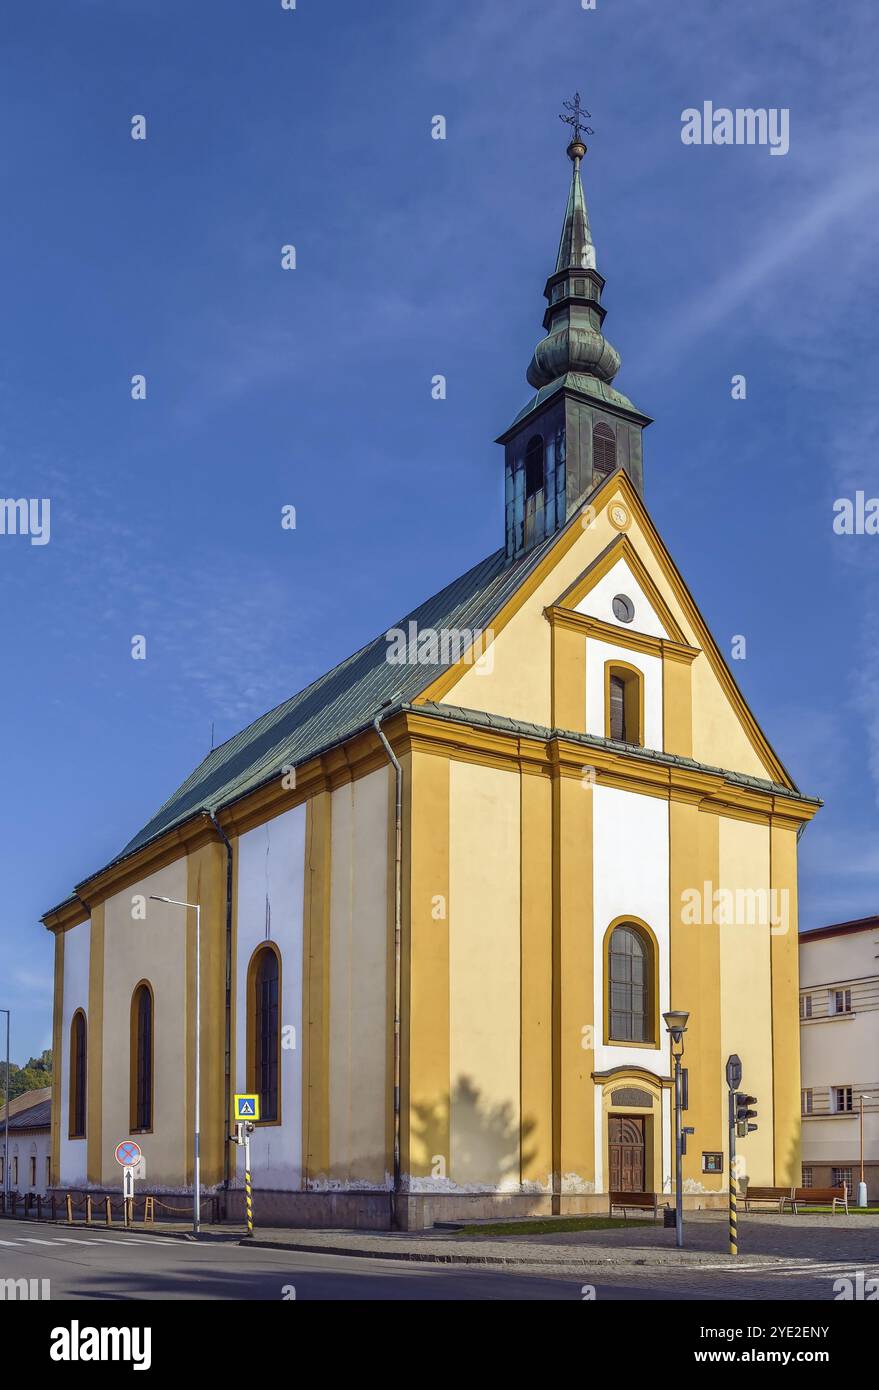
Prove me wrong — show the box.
[2,0,878,1059]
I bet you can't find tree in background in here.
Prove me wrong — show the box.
[2,1049,52,1103]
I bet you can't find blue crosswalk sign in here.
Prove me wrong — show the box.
[234,1093,260,1122]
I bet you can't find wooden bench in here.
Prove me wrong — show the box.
[742,1186,791,1213]
[786,1185,849,1215]
[609,1191,663,1220]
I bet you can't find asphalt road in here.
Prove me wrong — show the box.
[0,1219,875,1300]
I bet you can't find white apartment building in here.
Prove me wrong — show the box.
[799,917,879,1201]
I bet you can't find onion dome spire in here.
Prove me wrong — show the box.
[527,106,621,391]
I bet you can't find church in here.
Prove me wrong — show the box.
[43,117,819,1229]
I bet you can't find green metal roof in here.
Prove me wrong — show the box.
[508,372,650,432]
[110,532,565,869]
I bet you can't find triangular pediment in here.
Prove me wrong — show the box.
[418,470,797,791]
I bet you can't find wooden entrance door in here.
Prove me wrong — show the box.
[608,1114,646,1191]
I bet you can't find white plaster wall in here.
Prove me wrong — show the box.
[234,805,305,1190]
[10,1133,51,1193]
[799,930,879,1169]
[575,557,669,639]
[59,918,90,1184]
[592,785,670,1079]
[585,639,663,751]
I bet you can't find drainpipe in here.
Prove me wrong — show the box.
[207,812,234,1197]
[374,711,403,1230]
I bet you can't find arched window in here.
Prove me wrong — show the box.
[605,662,643,746]
[248,945,281,1123]
[69,1010,87,1139]
[130,983,154,1132]
[607,922,655,1044]
[592,421,617,479]
[524,435,545,499]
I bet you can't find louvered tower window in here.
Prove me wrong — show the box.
[525,435,545,498]
[593,421,617,479]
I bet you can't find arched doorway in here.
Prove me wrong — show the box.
[608,1114,646,1191]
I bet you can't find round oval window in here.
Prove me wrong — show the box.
[612,594,635,624]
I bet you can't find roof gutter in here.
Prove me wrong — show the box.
[374,710,403,1230]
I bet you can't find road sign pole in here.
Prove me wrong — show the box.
[725,1054,742,1258]
[244,1131,253,1237]
[728,1089,738,1256]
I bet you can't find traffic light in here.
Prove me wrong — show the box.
[735,1093,758,1138]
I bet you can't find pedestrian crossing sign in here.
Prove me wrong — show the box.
[234,1094,260,1122]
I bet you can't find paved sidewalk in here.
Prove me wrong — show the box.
[11,1209,877,1272]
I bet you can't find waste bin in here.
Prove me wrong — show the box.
[663,1206,676,1229]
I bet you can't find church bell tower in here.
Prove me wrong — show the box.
[500,99,652,561]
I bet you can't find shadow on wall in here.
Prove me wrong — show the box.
[411,1075,537,1187]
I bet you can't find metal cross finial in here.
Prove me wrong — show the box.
[560,92,594,143]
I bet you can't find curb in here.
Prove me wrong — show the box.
[240,1236,765,1269]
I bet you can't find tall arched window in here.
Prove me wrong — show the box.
[606,922,655,1044]
[524,435,545,498]
[592,421,617,479]
[248,945,281,1123]
[69,1010,87,1139]
[130,983,154,1132]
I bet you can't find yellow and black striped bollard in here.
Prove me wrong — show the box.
[729,1168,738,1256]
[245,1159,253,1237]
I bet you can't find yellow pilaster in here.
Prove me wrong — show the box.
[405,751,450,1180]
[520,769,553,1187]
[551,621,586,732]
[770,821,802,1186]
[670,798,722,1186]
[303,789,332,1182]
[186,840,228,1188]
[86,905,105,1184]
[663,651,693,757]
[553,768,594,1198]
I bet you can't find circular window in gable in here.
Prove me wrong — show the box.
[612,594,635,624]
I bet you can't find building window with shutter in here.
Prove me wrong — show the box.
[832,1167,852,1191]
[605,662,643,746]
[801,1089,813,1115]
[592,421,617,482]
[801,1165,813,1186]
[130,982,154,1133]
[831,987,852,1015]
[604,919,657,1046]
[833,1086,853,1113]
[248,944,282,1124]
[799,994,812,1019]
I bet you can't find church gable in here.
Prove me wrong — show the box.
[423,471,796,789]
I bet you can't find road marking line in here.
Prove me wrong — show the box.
[19,1238,58,1245]
[0,1239,22,1246]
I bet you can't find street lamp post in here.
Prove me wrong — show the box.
[858,1094,871,1208]
[1,1009,9,1210]
[149,896,201,1238]
[663,1009,690,1249]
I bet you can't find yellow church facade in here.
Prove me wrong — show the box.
[43,129,818,1229]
